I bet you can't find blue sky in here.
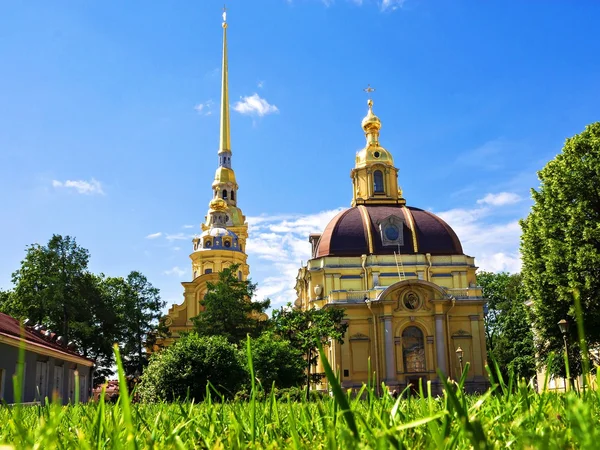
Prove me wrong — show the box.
[1,0,599,310]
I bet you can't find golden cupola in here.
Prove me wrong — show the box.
[351,96,405,207]
[355,99,394,169]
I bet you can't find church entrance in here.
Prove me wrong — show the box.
[406,377,426,396]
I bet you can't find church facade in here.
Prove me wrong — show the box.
[295,99,488,394]
[161,12,249,344]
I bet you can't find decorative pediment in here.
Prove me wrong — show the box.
[350,332,370,341]
[452,329,472,338]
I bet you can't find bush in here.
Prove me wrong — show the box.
[249,332,306,392]
[138,333,247,402]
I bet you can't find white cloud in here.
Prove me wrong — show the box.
[194,100,214,116]
[165,233,191,241]
[52,178,104,195]
[233,93,279,117]
[247,208,344,308]
[182,224,195,229]
[164,266,187,278]
[436,206,522,274]
[477,192,522,206]
[257,80,264,89]
[381,0,406,11]
[146,232,162,239]
[245,200,524,309]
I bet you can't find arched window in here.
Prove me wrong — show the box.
[222,189,228,199]
[374,170,384,193]
[402,326,425,372]
[231,190,235,201]
[238,271,242,281]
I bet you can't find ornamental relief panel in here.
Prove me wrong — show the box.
[392,287,433,313]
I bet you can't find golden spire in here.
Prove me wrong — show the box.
[218,5,231,154]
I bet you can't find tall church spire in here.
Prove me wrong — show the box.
[219,6,231,155]
[210,7,242,216]
[212,7,238,205]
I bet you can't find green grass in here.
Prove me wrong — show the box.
[1,343,600,449]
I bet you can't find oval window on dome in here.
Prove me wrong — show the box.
[385,224,400,241]
[224,240,231,248]
[374,151,380,158]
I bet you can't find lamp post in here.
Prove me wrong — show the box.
[558,319,570,392]
[455,346,464,377]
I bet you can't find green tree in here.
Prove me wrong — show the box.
[7,235,90,338]
[0,236,124,383]
[138,333,246,402]
[192,264,270,344]
[249,332,306,391]
[521,122,600,378]
[120,271,165,377]
[0,235,164,384]
[272,305,348,399]
[478,271,536,380]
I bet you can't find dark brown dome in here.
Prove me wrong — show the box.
[315,205,463,258]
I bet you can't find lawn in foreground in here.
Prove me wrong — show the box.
[2,345,600,449]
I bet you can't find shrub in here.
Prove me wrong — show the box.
[249,332,306,391]
[138,333,247,402]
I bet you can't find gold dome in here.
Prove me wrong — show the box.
[355,99,393,168]
[361,99,381,132]
[212,166,237,186]
[355,146,394,168]
[209,198,228,211]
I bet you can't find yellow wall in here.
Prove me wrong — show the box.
[297,253,488,393]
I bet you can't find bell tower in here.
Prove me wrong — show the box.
[160,8,250,346]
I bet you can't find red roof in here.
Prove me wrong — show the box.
[0,312,93,363]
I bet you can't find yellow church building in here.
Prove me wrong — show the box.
[295,97,489,394]
[159,11,489,395]
[161,11,250,344]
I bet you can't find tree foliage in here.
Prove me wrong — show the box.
[521,122,600,377]
[192,264,270,344]
[478,271,535,380]
[0,234,164,384]
[272,304,348,397]
[120,271,165,377]
[138,333,246,402]
[249,332,306,391]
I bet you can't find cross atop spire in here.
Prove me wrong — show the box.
[363,84,376,98]
[222,4,227,26]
